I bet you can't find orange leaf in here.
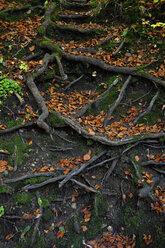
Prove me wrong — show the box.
[64,168,70,175]
[122,194,126,202]
[83,150,91,161]
[40,166,49,172]
[28,140,32,145]
[135,155,140,162]
[129,193,133,198]
[81,226,88,231]
[57,231,64,239]
[94,184,100,190]
[5,233,13,240]
[29,45,35,52]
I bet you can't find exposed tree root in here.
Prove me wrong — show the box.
[55,55,68,80]
[71,178,98,193]
[26,53,55,133]
[56,24,99,34]
[61,52,165,88]
[58,14,90,19]
[101,158,119,184]
[75,77,119,118]
[0,5,44,14]
[141,161,165,166]
[0,123,34,135]
[133,90,159,126]
[64,74,84,91]
[52,110,165,146]
[103,75,132,128]
[59,151,106,188]
[130,158,159,202]
[112,38,126,57]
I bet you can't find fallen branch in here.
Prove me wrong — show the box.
[103,75,132,128]
[133,90,160,126]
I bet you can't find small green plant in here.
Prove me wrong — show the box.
[19,61,28,71]
[0,74,21,99]
[0,205,4,217]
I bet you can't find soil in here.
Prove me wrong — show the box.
[0,0,165,248]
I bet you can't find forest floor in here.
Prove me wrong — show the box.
[0,0,165,247]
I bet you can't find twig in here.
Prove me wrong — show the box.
[64,74,84,91]
[152,167,165,175]
[53,130,76,144]
[101,158,118,185]
[48,145,74,151]
[71,179,98,193]
[141,161,165,166]
[112,38,126,56]
[59,151,106,188]
[14,92,24,105]
[133,90,159,125]
[94,195,98,217]
[13,145,18,172]
[55,55,68,80]
[103,75,132,128]
[30,193,43,247]
[98,34,113,47]
[143,144,165,149]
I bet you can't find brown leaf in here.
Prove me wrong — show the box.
[57,231,64,239]
[29,45,35,52]
[5,233,13,240]
[135,155,140,162]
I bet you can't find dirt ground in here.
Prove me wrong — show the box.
[0,0,165,247]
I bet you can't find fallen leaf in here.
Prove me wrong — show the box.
[57,231,64,239]
[5,233,13,240]
[29,45,35,52]
[135,155,140,162]
[81,225,88,231]
[28,140,32,145]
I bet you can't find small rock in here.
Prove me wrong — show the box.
[71,203,77,209]
[107,225,113,233]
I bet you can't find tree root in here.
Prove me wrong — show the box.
[71,178,98,193]
[58,14,90,19]
[59,151,106,188]
[51,110,165,146]
[101,158,119,184]
[112,38,126,57]
[56,24,99,34]
[103,75,132,128]
[133,90,159,126]
[26,53,55,133]
[141,161,165,166]
[60,52,165,88]
[0,122,34,135]
[55,55,68,80]
[75,77,119,118]
[130,158,159,202]
[64,74,84,91]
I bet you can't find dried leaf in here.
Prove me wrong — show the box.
[5,233,13,240]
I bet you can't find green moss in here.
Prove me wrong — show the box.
[38,25,45,36]
[0,135,28,167]
[14,192,32,205]
[0,185,7,193]
[49,113,65,127]
[43,209,53,222]
[6,118,23,128]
